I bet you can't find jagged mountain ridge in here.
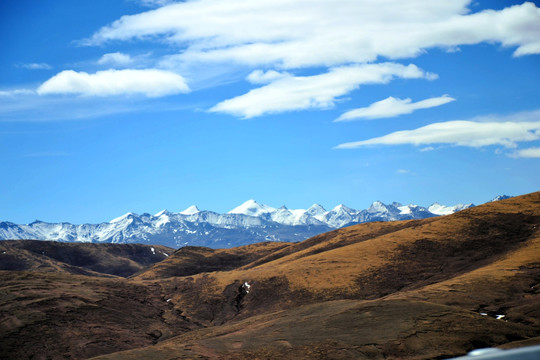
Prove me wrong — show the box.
[0,197,499,248]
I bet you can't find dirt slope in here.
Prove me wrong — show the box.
[0,271,197,360]
[133,241,291,280]
[1,191,539,359]
[0,240,173,277]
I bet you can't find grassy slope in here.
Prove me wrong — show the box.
[0,240,173,277]
[0,192,539,359]
[88,192,540,359]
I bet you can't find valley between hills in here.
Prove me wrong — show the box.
[1,192,539,359]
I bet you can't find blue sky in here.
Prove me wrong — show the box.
[1,0,539,224]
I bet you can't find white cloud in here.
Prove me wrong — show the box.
[97,52,133,66]
[246,70,290,85]
[513,147,540,158]
[83,1,540,69]
[136,0,175,7]
[335,110,540,149]
[74,1,540,119]
[336,95,455,121]
[0,89,35,97]
[18,63,52,70]
[36,69,190,97]
[210,63,435,118]
[0,93,198,122]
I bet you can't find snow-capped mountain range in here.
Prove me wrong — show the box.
[0,197,509,248]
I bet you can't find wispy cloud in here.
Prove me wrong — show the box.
[6,1,540,122]
[246,70,291,85]
[210,63,436,118]
[135,0,175,7]
[336,95,455,121]
[83,1,540,67]
[73,1,540,119]
[17,63,52,70]
[512,147,540,158]
[97,52,133,66]
[335,110,540,150]
[36,69,189,97]
[0,89,35,97]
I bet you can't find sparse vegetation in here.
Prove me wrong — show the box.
[0,192,539,359]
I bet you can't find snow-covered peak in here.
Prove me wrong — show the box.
[306,204,327,216]
[180,205,200,215]
[109,212,137,223]
[398,204,428,216]
[331,204,354,213]
[154,209,172,227]
[154,209,171,217]
[428,203,453,215]
[428,203,473,215]
[228,199,276,216]
[270,207,294,224]
[29,220,45,225]
[368,201,389,213]
[491,195,512,202]
[454,203,474,212]
[0,196,488,247]
[398,205,413,215]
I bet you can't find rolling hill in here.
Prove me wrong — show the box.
[0,192,538,359]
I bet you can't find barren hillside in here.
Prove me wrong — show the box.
[1,192,539,359]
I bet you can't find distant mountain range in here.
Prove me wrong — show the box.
[0,196,511,248]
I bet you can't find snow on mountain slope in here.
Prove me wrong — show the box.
[179,205,200,215]
[491,195,512,202]
[428,202,474,216]
[0,197,487,248]
[306,204,326,218]
[110,212,136,224]
[228,199,275,216]
[322,204,358,228]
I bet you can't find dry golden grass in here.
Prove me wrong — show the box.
[1,191,539,359]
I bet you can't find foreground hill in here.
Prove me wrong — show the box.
[0,192,538,359]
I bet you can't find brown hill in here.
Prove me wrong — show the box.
[0,240,173,277]
[133,241,291,280]
[0,271,197,360]
[0,191,539,359]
